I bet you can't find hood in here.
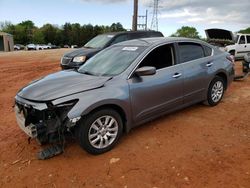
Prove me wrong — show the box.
[205,28,234,41]
[64,47,101,58]
[18,70,111,101]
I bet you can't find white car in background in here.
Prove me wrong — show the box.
[225,34,250,59]
[205,29,250,59]
[26,44,36,50]
[36,44,51,50]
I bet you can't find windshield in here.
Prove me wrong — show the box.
[84,34,114,49]
[235,35,240,43]
[78,46,145,76]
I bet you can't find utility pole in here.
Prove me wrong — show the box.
[132,0,138,31]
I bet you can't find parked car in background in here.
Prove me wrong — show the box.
[205,28,250,59]
[71,45,78,48]
[14,37,234,156]
[26,44,36,50]
[60,30,164,69]
[225,33,250,59]
[14,44,25,50]
[48,44,60,49]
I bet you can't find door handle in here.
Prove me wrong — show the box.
[206,62,213,67]
[172,73,182,78]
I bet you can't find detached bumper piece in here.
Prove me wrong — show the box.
[14,99,77,159]
[37,144,64,160]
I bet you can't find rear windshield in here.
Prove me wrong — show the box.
[84,35,114,49]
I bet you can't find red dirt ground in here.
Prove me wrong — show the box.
[0,49,249,188]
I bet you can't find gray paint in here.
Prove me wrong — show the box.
[15,37,234,132]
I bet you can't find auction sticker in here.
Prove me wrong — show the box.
[122,47,138,51]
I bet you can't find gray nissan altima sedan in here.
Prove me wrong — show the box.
[14,37,235,156]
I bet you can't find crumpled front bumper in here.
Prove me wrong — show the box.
[14,105,37,138]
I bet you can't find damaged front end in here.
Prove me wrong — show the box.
[14,96,79,158]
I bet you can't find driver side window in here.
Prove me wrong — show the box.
[138,44,174,70]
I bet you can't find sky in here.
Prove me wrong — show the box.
[0,0,249,37]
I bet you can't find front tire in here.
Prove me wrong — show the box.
[77,109,123,155]
[205,76,225,106]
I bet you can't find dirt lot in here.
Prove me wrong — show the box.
[0,49,249,188]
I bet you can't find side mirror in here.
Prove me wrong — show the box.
[135,66,156,76]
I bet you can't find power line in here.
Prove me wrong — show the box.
[150,0,159,31]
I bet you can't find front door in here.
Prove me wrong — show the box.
[236,35,248,58]
[128,44,184,123]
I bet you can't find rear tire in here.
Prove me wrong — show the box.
[77,109,123,155]
[205,76,225,106]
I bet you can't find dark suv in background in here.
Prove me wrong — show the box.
[60,30,164,69]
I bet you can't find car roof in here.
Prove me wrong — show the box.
[114,37,210,47]
[101,30,162,36]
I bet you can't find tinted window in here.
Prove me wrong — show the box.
[203,45,212,56]
[110,34,128,45]
[247,36,250,44]
[129,33,147,40]
[239,36,246,44]
[178,43,205,63]
[84,34,114,48]
[139,44,174,70]
[147,32,164,37]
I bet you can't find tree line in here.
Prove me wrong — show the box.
[1,20,249,45]
[0,20,126,46]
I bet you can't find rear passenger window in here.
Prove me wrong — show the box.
[129,33,146,40]
[203,45,212,56]
[110,35,128,45]
[247,36,250,44]
[178,43,205,63]
[147,32,163,37]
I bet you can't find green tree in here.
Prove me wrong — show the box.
[238,27,250,34]
[0,20,127,46]
[41,24,59,44]
[33,29,45,44]
[62,22,73,45]
[110,22,126,32]
[171,26,201,39]
[71,23,81,46]
[18,20,36,43]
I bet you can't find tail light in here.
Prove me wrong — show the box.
[226,55,235,65]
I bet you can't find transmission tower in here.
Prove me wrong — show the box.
[150,0,159,31]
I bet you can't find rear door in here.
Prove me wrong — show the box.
[177,42,212,104]
[128,43,184,123]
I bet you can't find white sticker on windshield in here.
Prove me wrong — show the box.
[122,47,138,51]
[107,35,114,38]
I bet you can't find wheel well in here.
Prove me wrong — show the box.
[86,104,127,132]
[229,50,235,56]
[216,72,228,89]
